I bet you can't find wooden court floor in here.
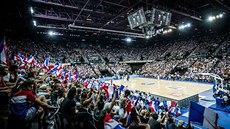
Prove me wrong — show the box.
[109,78,213,100]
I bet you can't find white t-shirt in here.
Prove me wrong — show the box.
[3,73,10,82]
[118,108,127,119]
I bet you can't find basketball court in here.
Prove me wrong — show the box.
[108,78,213,101]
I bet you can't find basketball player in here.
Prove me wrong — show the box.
[127,73,130,81]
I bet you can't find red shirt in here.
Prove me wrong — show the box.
[126,97,132,114]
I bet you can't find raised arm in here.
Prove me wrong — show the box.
[95,91,102,105]
[108,89,117,112]
[35,97,56,109]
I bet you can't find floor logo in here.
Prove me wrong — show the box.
[170,93,184,97]
[141,82,155,85]
[166,86,184,90]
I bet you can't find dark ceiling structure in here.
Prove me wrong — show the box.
[2,0,230,42]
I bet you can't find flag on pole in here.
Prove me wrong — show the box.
[43,56,50,70]
[189,101,218,129]
[0,37,9,66]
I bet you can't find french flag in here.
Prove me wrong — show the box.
[36,63,43,69]
[14,53,20,60]
[108,84,114,100]
[119,85,125,95]
[18,62,25,69]
[189,101,218,129]
[57,69,63,79]
[43,57,50,70]
[102,84,109,99]
[48,62,59,74]
[0,38,9,66]
[175,106,181,117]
[83,79,89,88]
[104,113,125,129]
[149,100,155,113]
[23,55,28,64]
[27,55,35,65]
[64,72,69,80]
[58,64,66,71]
[93,81,100,90]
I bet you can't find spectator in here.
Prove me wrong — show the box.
[148,113,161,129]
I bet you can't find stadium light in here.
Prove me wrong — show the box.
[145,35,150,39]
[208,16,214,21]
[126,37,132,42]
[208,13,224,22]
[178,23,191,30]
[163,29,173,34]
[33,20,36,26]
[48,31,55,36]
[219,13,223,18]
[30,7,34,14]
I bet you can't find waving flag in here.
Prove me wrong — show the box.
[162,100,168,109]
[134,93,142,106]
[119,85,125,91]
[48,62,59,74]
[14,53,19,60]
[27,55,36,66]
[23,55,28,64]
[149,100,155,113]
[57,69,63,79]
[104,113,125,129]
[108,84,114,100]
[43,57,50,70]
[18,63,25,69]
[189,101,218,129]
[83,79,89,88]
[175,106,181,117]
[102,84,109,99]
[64,72,69,80]
[0,38,9,66]
[58,64,66,71]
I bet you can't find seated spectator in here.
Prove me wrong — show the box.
[176,120,185,129]
[8,80,56,129]
[148,113,161,129]
[165,116,176,129]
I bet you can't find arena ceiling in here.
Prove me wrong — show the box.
[2,0,230,42]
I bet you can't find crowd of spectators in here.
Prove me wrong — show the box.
[1,31,230,129]
[0,62,193,129]
[5,32,230,81]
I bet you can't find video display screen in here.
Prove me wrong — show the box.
[152,8,171,26]
[128,8,147,29]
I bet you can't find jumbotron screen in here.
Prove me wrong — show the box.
[128,8,147,29]
[152,8,171,26]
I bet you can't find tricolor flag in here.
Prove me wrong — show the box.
[102,84,109,99]
[0,38,9,66]
[27,55,36,66]
[189,101,218,129]
[43,57,50,70]
[104,113,125,129]
[58,64,66,71]
[149,100,155,113]
[14,53,19,60]
[48,62,59,74]
[108,84,114,100]
[23,54,28,64]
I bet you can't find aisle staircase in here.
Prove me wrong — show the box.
[213,35,230,56]
[78,49,89,63]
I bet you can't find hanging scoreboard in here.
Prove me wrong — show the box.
[128,8,147,29]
